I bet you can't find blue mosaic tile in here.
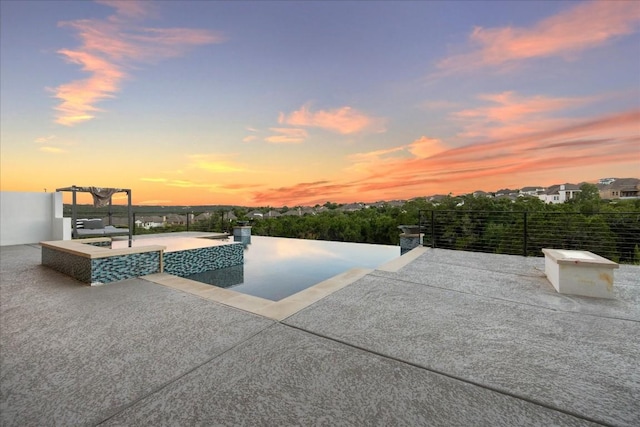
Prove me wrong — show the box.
[42,241,241,285]
[164,243,243,276]
[42,247,92,283]
[91,252,161,284]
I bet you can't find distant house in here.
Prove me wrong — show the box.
[370,200,406,208]
[165,214,187,225]
[598,178,616,185]
[265,210,282,218]
[134,215,164,230]
[194,212,212,222]
[495,188,519,197]
[472,190,490,198]
[247,210,264,220]
[223,211,237,221]
[494,194,518,202]
[539,184,581,204]
[338,203,366,212]
[598,178,640,200]
[427,195,448,205]
[519,186,546,197]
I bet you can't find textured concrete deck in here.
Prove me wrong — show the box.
[1,243,638,426]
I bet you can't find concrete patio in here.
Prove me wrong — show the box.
[1,241,639,426]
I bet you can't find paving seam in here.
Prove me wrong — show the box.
[368,271,640,323]
[280,322,612,427]
[93,322,279,426]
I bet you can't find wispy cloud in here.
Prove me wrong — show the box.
[407,136,447,158]
[252,109,640,205]
[188,154,247,173]
[34,135,57,143]
[452,91,591,140]
[34,134,71,153]
[39,146,66,154]
[142,177,213,189]
[436,0,640,75]
[253,181,355,205]
[265,128,308,144]
[279,104,386,135]
[52,0,225,126]
[348,136,446,173]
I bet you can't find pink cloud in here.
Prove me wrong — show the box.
[53,1,225,126]
[252,181,356,205]
[279,105,386,135]
[347,136,446,175]
[452,91,592,141]
[251,109,640,205]
[265,128,308,144]
[437,1,640,74]
[407,136,447,158]
[95,0,152,19]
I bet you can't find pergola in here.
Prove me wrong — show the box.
[56,185,133,245]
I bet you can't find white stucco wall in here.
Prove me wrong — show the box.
[0,192,69,246]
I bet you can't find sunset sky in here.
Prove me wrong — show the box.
[1,0,639,207]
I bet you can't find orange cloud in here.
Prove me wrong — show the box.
[252,109,640,206]
[253,181,356,205]
[452,91,591,140]
[265,128,308,144]
[407,136,447,158]
[53,1,225,126]
[348,136,446,175]
[349,146,405,163]
[437,1,640,74]
[279,105,386,135]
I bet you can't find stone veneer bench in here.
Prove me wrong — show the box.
[41,238,165,285]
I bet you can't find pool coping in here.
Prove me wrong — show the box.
[142,246,430,321]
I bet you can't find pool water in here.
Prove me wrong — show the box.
[185,236,400,301]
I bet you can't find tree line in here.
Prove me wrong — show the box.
[68,183,640,263]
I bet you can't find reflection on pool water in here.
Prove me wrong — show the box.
[185,236,400,301]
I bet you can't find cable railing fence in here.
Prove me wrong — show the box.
[419,210,640,264]
[132,212,234,235]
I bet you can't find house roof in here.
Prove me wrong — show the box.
[520,186,544,192]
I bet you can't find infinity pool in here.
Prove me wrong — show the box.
[185,236,400,301]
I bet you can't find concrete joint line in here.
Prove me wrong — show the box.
[281,323,614,427]
[94,323,278,426]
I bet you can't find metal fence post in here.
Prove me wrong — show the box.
[523,211,528,257]
[431,210,436,248]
